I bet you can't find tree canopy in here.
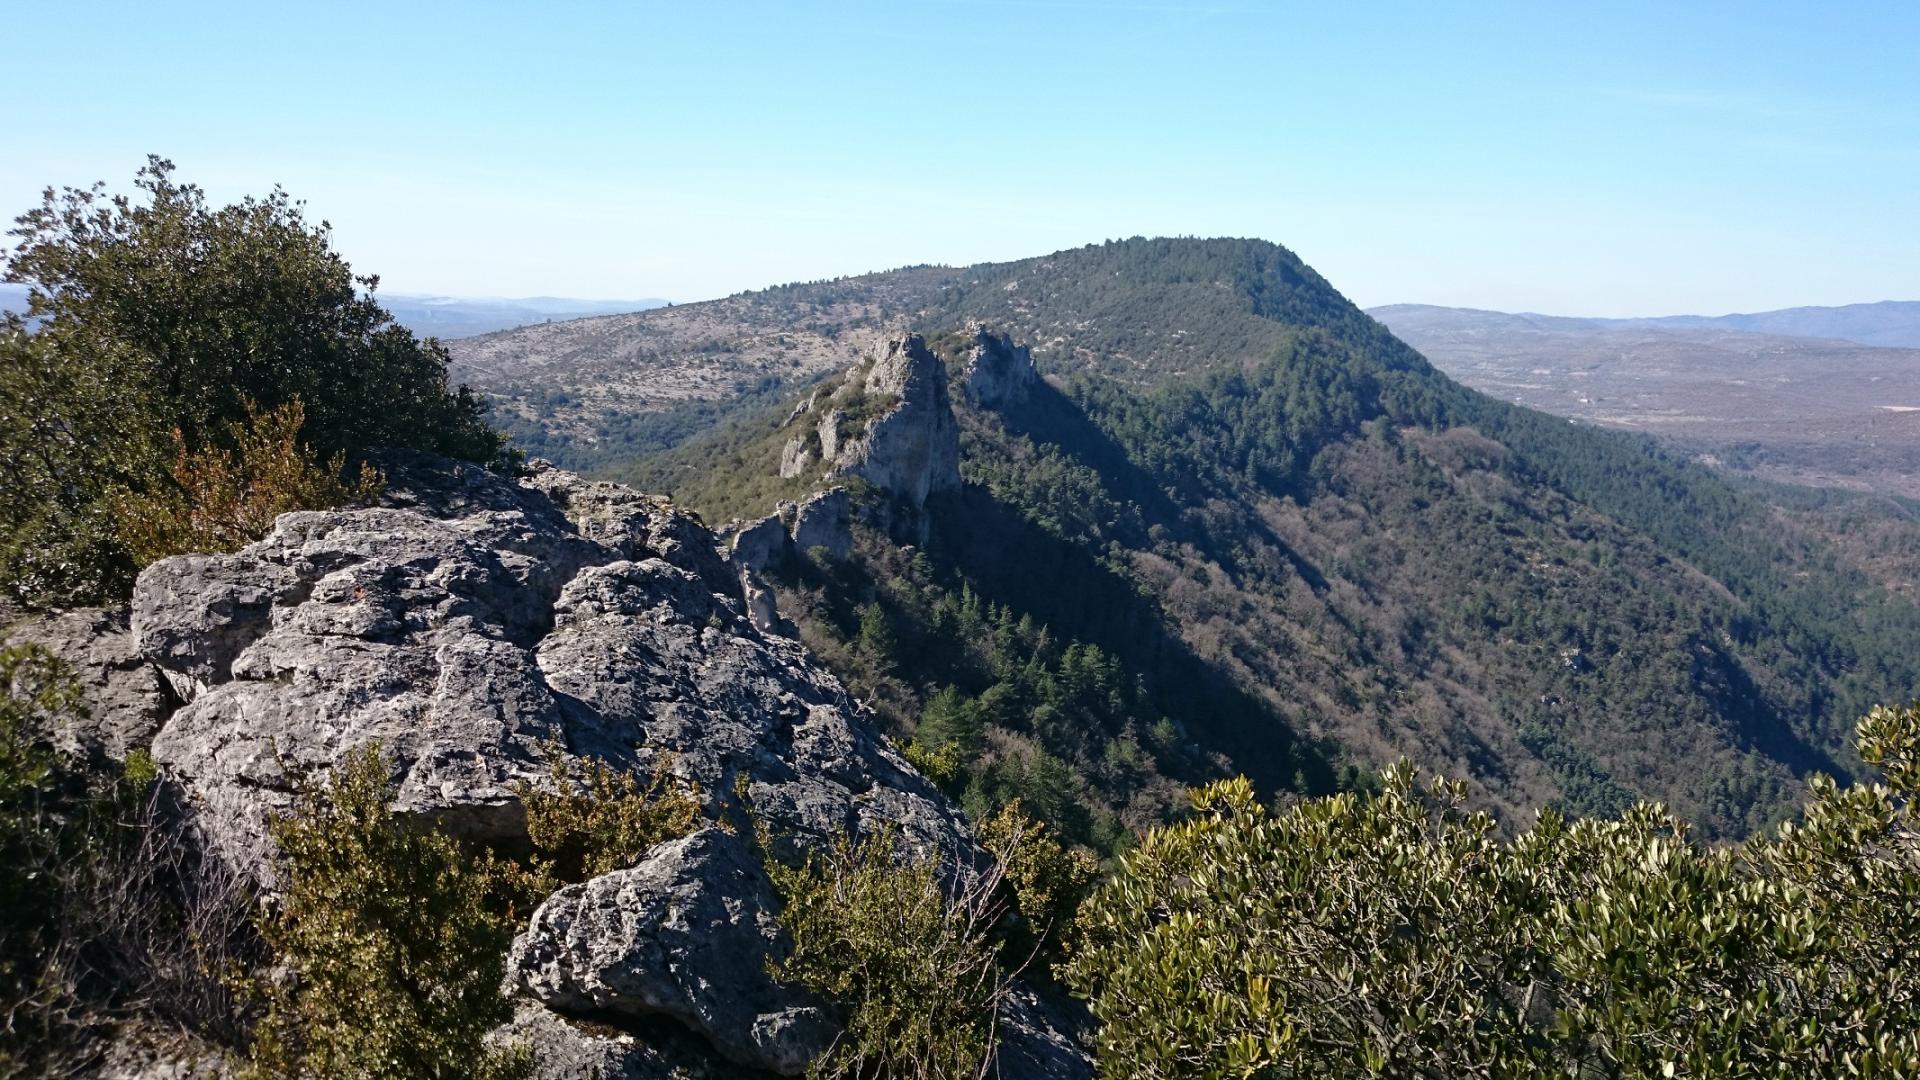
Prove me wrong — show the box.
[0,158,508,606]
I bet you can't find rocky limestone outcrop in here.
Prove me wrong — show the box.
[2,607,173,762]
[815,410,845,465]
[719,488,855,635]
[135,454,970,882]
[117,453,1084,1075]
[509,828,834,1074]
[962,325,1038,409]
[790,488,852,561]
[729,515,790,575]
[832,335,961,507]
[493,1002,764,1079]
[777,436,813,480]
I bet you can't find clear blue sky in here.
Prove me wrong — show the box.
[7,1,1916,316]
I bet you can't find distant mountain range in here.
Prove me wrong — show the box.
[1371,300,1920,349]
[1370,303,1920,497]
[372,293,669,338]
[0,283,667,339]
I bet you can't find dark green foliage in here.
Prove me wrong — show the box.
[909,686,986,776]
[0,646,82,1066]
[0,318,158,605]
[1066,704,1920,1078]
[1,158,508,607]
[513,746,704,887]
[7,157,505,464]
[764,827,1009,1080]
[773,531,1289,854]
[248,746,532,1080]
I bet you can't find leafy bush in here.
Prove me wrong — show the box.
[6,156,504,465]
[248,744,707,1078]
[513,745,703,887]
[758,796,1098,1079]
[1,157,507,607]
[112,397,383,566]
[0,320,160,605]
[246,746,531,1080]
[764,827,1013,1080]
[1065,704,1920,1078]
[974,800,1099,965]
[0,645,81,1068]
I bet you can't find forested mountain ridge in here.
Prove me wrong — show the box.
[453,238,1920,842]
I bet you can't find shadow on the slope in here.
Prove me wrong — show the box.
[928,482,1339,798]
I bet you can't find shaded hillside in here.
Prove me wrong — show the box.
[1372,303,1920,496]
[464,239,1920,840]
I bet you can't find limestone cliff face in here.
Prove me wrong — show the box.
[775,334,961,509]
[962,325,1039,409]
[10,454,1088,1078]
[837,334,961,506]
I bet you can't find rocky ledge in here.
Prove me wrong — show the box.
[8,454,1088,1078]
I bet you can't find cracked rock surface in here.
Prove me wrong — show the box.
[120,453,1084,1076]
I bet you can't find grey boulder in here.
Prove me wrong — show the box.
[509,828,831,1075]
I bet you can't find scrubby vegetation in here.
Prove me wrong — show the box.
[111,398,384,566]
[512,746,704,887]
[765,826,1011,1080]
[249,744,708,1079]
[1066,704,1920,1078]
[247,746,534,1080]
[0,157,507,608]
[0,646,255,1076]
[760,801,1095,1080]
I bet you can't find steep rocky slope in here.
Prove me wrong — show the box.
[10,454,1088,1077]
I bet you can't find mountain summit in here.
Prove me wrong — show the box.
[450,238,1920,842]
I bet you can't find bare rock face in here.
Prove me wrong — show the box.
[124,455,1081,1075]
[2,607,173,762]
[815,410,845,464]
[962,326,1038,409]
[494,1002,766,1079]
[777,437,813,480]
[790,489,852,561]
[135,454,968,884]
[120,455,1095,1075]
[729,515,789,574]
[509,828,834,1075]
[831,335,960,508]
